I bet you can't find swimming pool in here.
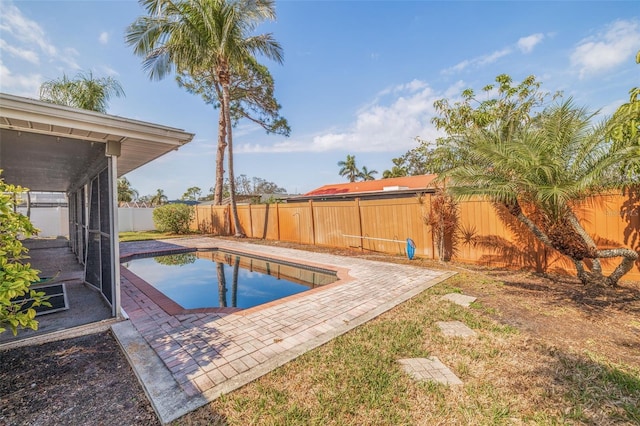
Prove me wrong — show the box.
[122,249,338,310]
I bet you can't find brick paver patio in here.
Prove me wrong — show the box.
[118,237,455,421]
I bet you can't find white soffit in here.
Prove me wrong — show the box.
[0,93,195,191]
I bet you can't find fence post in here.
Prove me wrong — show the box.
[355,197,363,251]
[429,194,435,259]
[309,200,315,245]
[248,204,253,238]
[276,202,280,241]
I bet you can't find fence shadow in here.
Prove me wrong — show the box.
[622,186,640,270]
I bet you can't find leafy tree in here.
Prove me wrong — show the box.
[424,74,553,175]
[252,176,286,194]
[358,166,378,181]
[0,172,49,335]
[382,158,408,178]
[153,203,194,234]
[150,188,168,206]
[220,175,286,200]
[607,50,640,178]
[199,187,215,202]
[435,74,640,286]
[137,195,153,206]
[181,186,202,201]
[117,177,139,203]
[127,0,284,238]
[338,154,360,182]
[178,59,289,236]
[39,70,124,113]
[383,142,431,178]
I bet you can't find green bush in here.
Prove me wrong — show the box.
[0,171,49,335]
[152,203,194,234]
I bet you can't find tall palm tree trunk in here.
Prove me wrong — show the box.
[222,80,245,237]
[214,100,227,205]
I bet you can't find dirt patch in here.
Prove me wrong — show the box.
[0,331,159,426]
[1,238,638,425]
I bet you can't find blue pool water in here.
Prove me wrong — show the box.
[123,250,337,310]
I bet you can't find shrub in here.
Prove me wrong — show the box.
[152,203,194,234]
[0,172,49,335]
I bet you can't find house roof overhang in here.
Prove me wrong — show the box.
[0,93,195,192]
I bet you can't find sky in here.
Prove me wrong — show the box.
[1,0,639,199]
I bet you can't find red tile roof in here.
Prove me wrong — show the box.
[304,175,437,196]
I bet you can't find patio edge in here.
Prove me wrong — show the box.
[111,320,208,425]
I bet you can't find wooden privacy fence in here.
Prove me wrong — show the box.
[193,192,640,282]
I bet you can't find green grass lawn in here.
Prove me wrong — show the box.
[117,235,639,425]
[176,272,640,425]
[118,230,190,242]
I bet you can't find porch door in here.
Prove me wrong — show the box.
[68,186,86,265]
[84,167,113,306]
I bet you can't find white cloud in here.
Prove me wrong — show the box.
[0,1,84,94]
[517,33,544,53]
[0,38,39,64]
[59,47,81,70]
[99,65,120,76]
[237,80,446,154]
[99,31,109,45]
[0,61,42,97]
[444,48,512,74]
[443,33,548,75]
[0,3,56,57]
[571,19,640,78]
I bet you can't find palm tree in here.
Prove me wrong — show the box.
[126,0,283,237]
[338,154,359,182]
[445,99,639,286]
[117,178,139,203]
[39,70,124,113]
[358,166,378,181]
[150,188,168,206]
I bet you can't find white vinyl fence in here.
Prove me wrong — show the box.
[17,207,69,238]
[17,207,156,237]
[118,208,155,232]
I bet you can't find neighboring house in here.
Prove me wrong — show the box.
[0,93,194,319]
[290,175,438,202]
[199,193,293,205]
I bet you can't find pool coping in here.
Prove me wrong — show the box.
[114,237,456,424]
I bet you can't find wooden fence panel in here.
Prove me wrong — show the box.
[234,205,252,236]
[359,197,433,258]
[550,194,640,280]
[278,202,314,245]
[191,190,639,282]
[454,200,549,272]
[312,201,361,248]
[194,205,230,235]
[248,204,280,240]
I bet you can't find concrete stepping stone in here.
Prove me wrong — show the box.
[398,356,463,386]
[441,293,476,307]
[436,320,477,338]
